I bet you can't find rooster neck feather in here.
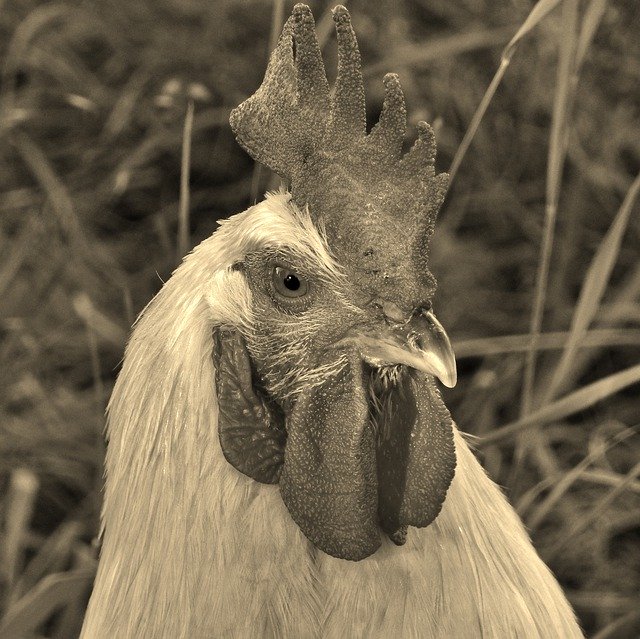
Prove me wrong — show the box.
[82,193,581,638]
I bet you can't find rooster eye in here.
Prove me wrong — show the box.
[272,266,308,298]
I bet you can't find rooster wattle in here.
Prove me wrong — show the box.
[81,5,583,638]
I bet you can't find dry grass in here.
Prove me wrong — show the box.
[1,0,639,637]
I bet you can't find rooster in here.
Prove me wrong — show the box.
[81,5,583,638]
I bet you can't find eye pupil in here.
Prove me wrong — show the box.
[272,265,308,299]
[284,274,300,290]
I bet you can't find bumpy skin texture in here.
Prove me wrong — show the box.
[279,349,380,561]
[213,329,286,484]
[229,4,449,316]
[374,369,456,536]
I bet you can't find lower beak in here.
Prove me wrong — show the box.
[341,309,457,388]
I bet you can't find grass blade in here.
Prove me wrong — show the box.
[2,469,39,587]
[511,0,580,487]
[111,108,229,195]
[502,0,563,61]
[526,427,636,529]
[72,293,128,347]
[0,569,94,636]
[592,609,640,639]
[364,26,514,77]
[546,461,640,562]
[72,293,106,415]
[177,100,194,260]
[8,521,82,605]
[520,0,579,417]
[0,216,40,300]
[1,4,75,106]
[575,0,609,70]
[480,363,640,446]
[447,58,509,186]
[448,0,566,186]
[11,131,84,249]
[544,171,640,401]
[577,469,640,494]
[250,0,285,203]
[453,328,640,358]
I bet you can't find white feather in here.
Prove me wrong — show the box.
[81,191,583,638]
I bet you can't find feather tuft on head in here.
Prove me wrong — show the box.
[230,3,449,315]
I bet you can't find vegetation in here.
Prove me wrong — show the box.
[0,0,638,636]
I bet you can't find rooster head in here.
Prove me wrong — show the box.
[217,4,456,561]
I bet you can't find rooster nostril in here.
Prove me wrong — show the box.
[414,301,433,316]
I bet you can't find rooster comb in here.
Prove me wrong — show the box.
[230,4,449,313]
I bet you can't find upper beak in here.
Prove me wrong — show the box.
[340,309,457,388]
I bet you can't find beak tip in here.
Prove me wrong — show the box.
[433,357,456,388]
[441,371,457,388]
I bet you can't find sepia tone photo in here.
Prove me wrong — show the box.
[1,1,638,637]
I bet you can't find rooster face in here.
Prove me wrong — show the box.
[212,193,457,561]
[236,245,363,400]
[213,3,458,561]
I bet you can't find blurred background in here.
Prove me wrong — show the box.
[0,0,638,636]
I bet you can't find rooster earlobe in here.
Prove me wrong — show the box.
[213,328,287,484]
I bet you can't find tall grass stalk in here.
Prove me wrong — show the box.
[178,100,194,260]
[510,0,580,490]
[520,0,579,416]
[447,0,565,187]
[543,171,640,402]
[250,0,286,203]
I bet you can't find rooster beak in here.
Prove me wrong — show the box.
[342,309,457,388]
